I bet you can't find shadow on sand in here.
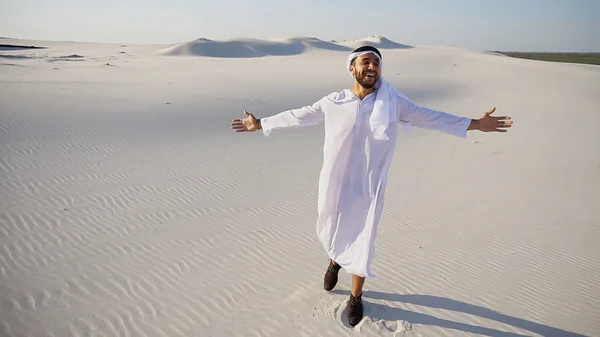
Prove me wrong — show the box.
[333,290,588,337]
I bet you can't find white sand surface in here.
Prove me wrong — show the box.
[1,36,599,337]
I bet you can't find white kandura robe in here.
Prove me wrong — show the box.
[260,88,472,278]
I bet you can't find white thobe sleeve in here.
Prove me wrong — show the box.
[396,93,472,138]
[259,98,325,137]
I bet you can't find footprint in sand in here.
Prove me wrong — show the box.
[312,305,326,318]
[362,301,413,334]
[377,319,412,334]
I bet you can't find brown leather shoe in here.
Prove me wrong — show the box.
[323,259,342,291]
[347,293,364,326]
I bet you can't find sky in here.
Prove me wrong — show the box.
[1,0,599,52]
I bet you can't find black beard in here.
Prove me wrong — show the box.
[356,73,377,89]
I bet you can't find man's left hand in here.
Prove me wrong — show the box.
[469,107,513,132]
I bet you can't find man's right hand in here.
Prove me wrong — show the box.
[231,110,261,132]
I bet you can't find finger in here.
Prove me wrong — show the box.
[231,123,247,129]
[493,116,511,120]
[244,110,250,117]
[494,128,508,132]
[485,107,497,116]
[231,123,245,129]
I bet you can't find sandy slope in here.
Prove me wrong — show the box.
[1,36,599,337]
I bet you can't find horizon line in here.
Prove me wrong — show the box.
[1,35,598,54]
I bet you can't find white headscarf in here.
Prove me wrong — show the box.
[347,50,398,141]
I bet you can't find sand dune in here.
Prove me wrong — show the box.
[1,36,599,337]
[159,37,344,58]
[337,35,413,50]
[159,35,411,58]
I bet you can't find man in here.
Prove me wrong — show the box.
[230,45,512,326]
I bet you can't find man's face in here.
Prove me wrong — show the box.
[350,53,380,89]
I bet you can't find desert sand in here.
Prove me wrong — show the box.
[1,35,599,337]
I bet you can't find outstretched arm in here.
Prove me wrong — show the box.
[231,99,325,136]
[397,94,512,137]
[260,101,325,136]
[397,94,472,138]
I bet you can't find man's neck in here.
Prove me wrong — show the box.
[351,84,375,100]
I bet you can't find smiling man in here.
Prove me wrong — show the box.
[230,45,512,327]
